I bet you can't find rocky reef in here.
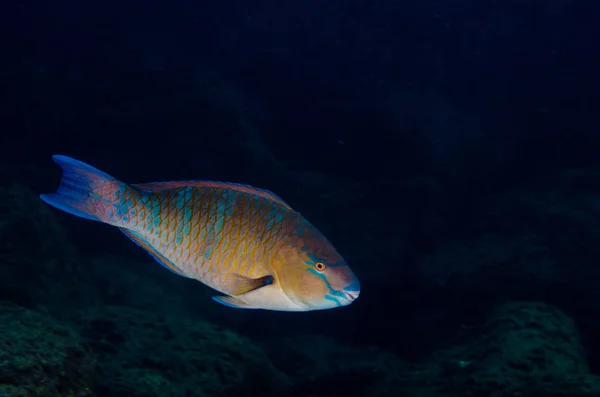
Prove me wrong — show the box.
[3,166,600,396]
[0,302,94,397]
[2,298,599,396]
[400,301,600,397]
[70,305,290,397]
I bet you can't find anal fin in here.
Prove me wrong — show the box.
[119,228,189,278]
[212,295,259,309]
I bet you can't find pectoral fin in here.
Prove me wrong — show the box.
[212,295,259,309]
[225,273,274,296]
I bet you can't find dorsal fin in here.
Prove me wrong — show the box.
[132,181,292,209]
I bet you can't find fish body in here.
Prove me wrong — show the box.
[40,155,360,311]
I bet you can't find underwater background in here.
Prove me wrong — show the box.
[1,0,600,396]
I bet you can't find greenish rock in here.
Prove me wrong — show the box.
[0,302,95,397]
[70,305,290,397]
[265,334,408,397]
[0,184,85,310]
[403,301,600,397]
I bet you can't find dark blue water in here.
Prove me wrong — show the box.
[1,1,600,396]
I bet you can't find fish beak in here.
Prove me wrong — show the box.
[343,290,359,302]
[342,279,360,302]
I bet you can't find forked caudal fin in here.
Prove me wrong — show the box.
[39,155,128,225]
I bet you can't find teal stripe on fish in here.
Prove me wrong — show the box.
[307,268,350,301]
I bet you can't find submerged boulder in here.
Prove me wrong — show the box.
[404,301,600,396]
[0,184,84,310]
[70,305,290,397]
[0,302,95,397]
[265,334,408,397]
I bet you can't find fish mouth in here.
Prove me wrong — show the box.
[342,290,359,302]
[342,279,360,302]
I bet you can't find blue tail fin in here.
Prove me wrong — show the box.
[40,155,121,223]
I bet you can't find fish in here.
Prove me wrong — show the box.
[40,155,360,311]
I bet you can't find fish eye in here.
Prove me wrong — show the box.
[314,261,327,271]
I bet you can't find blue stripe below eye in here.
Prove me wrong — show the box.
[307,268,348,300]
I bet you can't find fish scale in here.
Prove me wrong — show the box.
[121,185,289,291]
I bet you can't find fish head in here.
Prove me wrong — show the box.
[273,221,360,311]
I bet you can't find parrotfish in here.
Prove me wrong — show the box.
[40,155,360,311]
